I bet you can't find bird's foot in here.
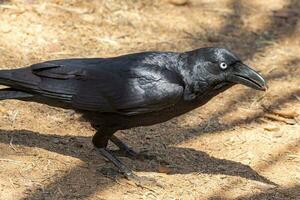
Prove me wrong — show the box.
[110,135,156,160]
[97,148,161,187]
[121,146,139,157]
[111,149,157,161]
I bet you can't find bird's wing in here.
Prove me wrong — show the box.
[30,61,84,100]
[31,60,184,115]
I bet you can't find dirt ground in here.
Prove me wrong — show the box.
[0,0,299,199]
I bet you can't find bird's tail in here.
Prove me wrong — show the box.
[0,88,33,100]
[0,68,38,100]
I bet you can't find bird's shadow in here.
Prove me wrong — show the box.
[0,129,273,186]
[0,128,277,199]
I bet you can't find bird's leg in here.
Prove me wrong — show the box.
[110,135,157,161]
[97,147,135,178]
[92,129,136,178]
[110,135,139,157]
[98,148,159,186]
[92,130,159,186]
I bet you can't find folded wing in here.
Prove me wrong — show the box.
[29,59,184,115]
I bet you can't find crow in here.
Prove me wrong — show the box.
[0,47,266,181]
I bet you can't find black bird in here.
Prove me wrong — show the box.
[0,47,266,180]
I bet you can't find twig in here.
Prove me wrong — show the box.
[0,5,19,10]
[0,158,22,163]
[10,136,18,152]
[57,187,64,196]
[48,4,93,14]
[272,110,299,119]
[10,110,19,122]
[264,113,296,124]
[9,178,17,191]
[43,160,51,171]
[250,93,266,108]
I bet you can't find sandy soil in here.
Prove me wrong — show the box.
[0,0,299,199]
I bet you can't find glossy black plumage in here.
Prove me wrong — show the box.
[0,47,266,179]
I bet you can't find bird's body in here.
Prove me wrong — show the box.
[0,47,266,180]
[0,50,232,137]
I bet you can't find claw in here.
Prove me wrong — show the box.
[110,135,158,160]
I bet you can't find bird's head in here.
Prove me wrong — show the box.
[184,47,267,93]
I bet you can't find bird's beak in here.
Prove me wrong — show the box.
[227,63,267,91]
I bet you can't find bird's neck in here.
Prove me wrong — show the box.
[170,52,234,101]
[169,53,204,100]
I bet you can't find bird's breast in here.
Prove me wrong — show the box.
[84,84,233,130]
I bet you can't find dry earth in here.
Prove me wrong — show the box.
[0,0,299,199]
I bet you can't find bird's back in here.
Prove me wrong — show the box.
[0,51,185,117]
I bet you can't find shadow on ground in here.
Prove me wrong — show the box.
[0,128,276,199]
[209,184,300,200]
[0,0,299,199]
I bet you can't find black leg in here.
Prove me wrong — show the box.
[98,148,135,178]
[93,129,159,186]
[98,148,159,186]
[110,135,158,161]
[92,130,135,177]
[110,135,139,157]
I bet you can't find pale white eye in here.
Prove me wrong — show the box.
[220,62,227,69]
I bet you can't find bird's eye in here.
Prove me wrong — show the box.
[220,62,227,70]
